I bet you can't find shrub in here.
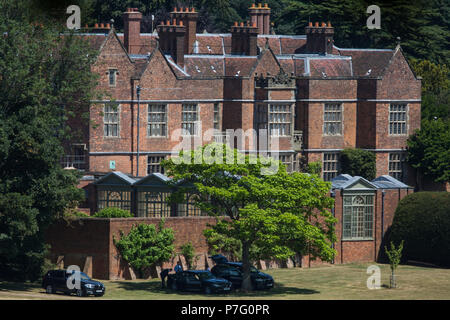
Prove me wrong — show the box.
[114,220,175,278]
[306,161,322,176]
[93,207,132,218]
[340,148,376,180]
[180,242,197,269]
[388,192,450,267]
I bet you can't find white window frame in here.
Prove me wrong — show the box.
[268,104,292,137]
[103,104,119,137]
[323,103,342,136]
[181,104,199,136]
[323,152,340,181]
[147,104,167,137]
[389,104,408,135]
[388,152,405,181]
[342,194,375,240]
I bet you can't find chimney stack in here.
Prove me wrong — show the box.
[123,8,143,54]
[157,19,187,66]
[169,7,199,54]
[305,21,334,54]
[231,22,259,56]
[249,3,271,35]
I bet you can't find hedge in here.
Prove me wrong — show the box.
[388,192,450,267]
[93,207,133,218]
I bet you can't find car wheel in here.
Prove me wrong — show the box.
[204,286,212,295]
[95,293,104,297]
[45,285,54,294]
[76,289,85,297]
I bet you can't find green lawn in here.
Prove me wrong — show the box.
[1,263,449,300]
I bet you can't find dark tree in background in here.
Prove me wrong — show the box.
[0,0,100,280]
[340,148,376,181]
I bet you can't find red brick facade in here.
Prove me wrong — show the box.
[63,4,420,185]
[53,4,424,277]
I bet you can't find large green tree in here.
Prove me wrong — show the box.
[407,119,450,184]
[0,0,99,280]
[163,144,336,291]
[340,148,376,180]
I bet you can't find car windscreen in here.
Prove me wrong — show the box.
[197,272,215,280]
[66,271,91,281]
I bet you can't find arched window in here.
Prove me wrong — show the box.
[177,193,204,217]
[137,191,171,217]
[97,190,132,211]
[343,194,374,240]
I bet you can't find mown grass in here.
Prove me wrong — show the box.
[1,263,449,300]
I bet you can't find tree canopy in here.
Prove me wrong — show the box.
[163,144,336,290]
[0,0,99,280]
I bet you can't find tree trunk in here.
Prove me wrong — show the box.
[241,242,253,292]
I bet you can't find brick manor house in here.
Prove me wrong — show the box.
[66,4,421,185]
[49,5,422,277]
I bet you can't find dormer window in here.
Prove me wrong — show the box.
[108,69,118,87]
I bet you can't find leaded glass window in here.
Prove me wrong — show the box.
[148,104,167,137]
[389,104,407,135]
[97,190,132,211]
[323,104,342,135]
[104,104,119,137]
[182,104,198,136]
[137,191,171,217]
[343,194,374,240]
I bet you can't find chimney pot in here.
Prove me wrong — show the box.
[191,7,195,13]
[100,23,104,28]
[315,22,319,27]
[174,7,177,12]
[94,23,99,28]
[258,3,262,8]
[252,3,256,8]
[321,22,326,27]
[185,7,189,12]
[167,20,170,25]
[179,20,183,26]
[234,21,238,26]
[240,22,244,27]
[173,19,176,25]
[106,23,110,29]
[327,21,332,27]
[308,21,312,27]
[253,22,257,27]
[264,3,268,8]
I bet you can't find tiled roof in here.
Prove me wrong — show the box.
[184,56,225,77]
[308,58,352,77]
[84,31,396,79]
[371,175,410,189]
[337,48,394,77]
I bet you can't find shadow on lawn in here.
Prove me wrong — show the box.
[0,281,42,293]
[114,281,319,297]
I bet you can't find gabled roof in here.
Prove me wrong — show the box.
[133,172,172,187]
[331,174,377,190]
[94,171,136,186]
[371,175,411,189]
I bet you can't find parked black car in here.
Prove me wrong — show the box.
[211,262,274,290]
[167,270,232,294]
[42,270,105,297]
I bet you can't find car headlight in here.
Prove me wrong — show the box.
[84,284,95,289]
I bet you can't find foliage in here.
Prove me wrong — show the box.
[306,161,322,176]
[407,119,450,183]
[180,242,197,269]
[385,240,404,274]
[114,220,175,278]
[163,143,336,290]
[93,207,133,218]
[339,148,376,180]
[0,0,99,281]
[203,228,242,261]
[388,192,450,267]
